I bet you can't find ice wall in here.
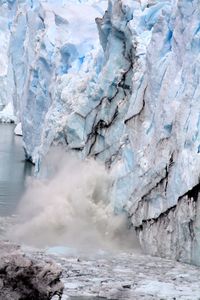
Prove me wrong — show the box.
[1,0,200,265]
[0,1,12,109]
[38,0,200,265]
[0,0,107,145]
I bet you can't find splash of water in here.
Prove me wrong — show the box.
[8,150,139,252]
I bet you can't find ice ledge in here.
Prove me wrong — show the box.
[135,183,200,265]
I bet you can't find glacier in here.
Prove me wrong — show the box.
[0,0,200,265]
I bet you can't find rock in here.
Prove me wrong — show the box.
[0,241,64,300]
[122,284,131,289]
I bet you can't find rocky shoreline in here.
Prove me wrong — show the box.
[0,241,63,300]
[1,240,200,300]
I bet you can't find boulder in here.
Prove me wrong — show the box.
[0,241,64,300]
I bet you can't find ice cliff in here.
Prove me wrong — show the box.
[1,0,200,265]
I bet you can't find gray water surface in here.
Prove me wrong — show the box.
[0,124,33,216]
[69,298,114,300]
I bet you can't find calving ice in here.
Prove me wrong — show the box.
[0,0,200,266]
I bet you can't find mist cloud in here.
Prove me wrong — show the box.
[8,150,139,252]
